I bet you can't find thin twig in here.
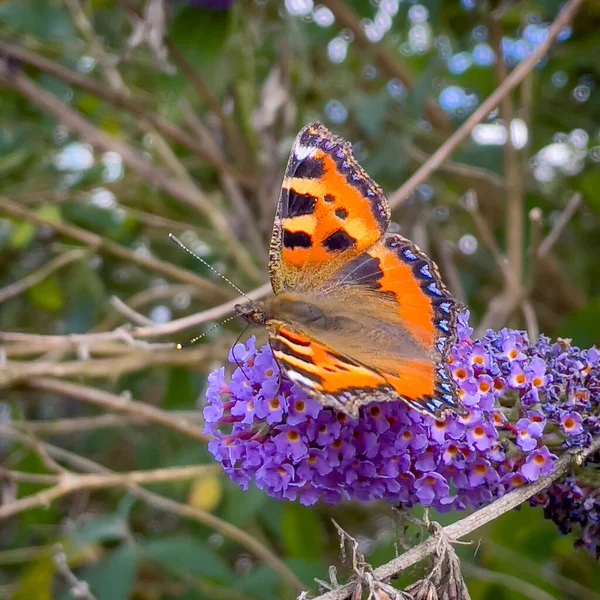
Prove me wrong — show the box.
[462,564,556,600]
[310,435,600,600]
[537,192,582,258]
[476,191,583,336]
[387,0,584,208]
[16,412,203,436]
[109,296,154,326]
[0,424,305,592]
[54,544,97,600]
[94,283,201,332]
[0,64,261,279]
[319,0,449,131]
[0,344,226,384]
[22,378,209,441]
[168,43,253,170]
[0,280,271,346]
[0,249,87,304]
[0,195,234,301]
[0,464,218,520]
[489,17,524,284]
[0,40,249,186]
[403,140,506,190]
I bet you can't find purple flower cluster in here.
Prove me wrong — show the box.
[204,312,599,549]
[532,470,600,558]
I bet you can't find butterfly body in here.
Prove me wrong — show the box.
[238,122,465,418]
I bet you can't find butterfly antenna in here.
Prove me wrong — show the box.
[231,324,252,381]
[176,315,237,349]
[168,233,253,302]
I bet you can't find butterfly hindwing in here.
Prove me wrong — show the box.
[266,232,464,416]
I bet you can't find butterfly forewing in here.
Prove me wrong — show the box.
[261,122,465,418]
[269,122,390,295]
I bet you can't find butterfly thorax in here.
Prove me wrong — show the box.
[235,293,326,330]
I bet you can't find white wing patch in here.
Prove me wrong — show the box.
[286,370,317,388]
[294,143,317,161]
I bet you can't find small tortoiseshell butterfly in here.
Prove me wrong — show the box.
[236,122,465,418]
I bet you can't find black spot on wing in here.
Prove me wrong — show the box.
[335,207,348,219]
[324,194,335,203]
[286,189,317,217]
[322,229,356,252]
[292,156,324,180]
[283,230,312,249]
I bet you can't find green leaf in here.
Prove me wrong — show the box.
[72,514,129,550]
[36,204,62,225]
[64,202,125,236]
[27,276,64,311]
[233,564,279,597]
[579,170,600,211]
[170,6,230,68]
[557,295,600,347]
[78,545,138,600]
[163,367,196,409]
[141,535,232,581]
[12,556,54,600]
[222,479,267,527]
[281,503,324,560]
[0,0,75,41]
[352,89,390,138]
[0,147,30,175]
[285,557,329,588]
[9,220,36,249]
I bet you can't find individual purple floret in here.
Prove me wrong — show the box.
[203,311,599,553]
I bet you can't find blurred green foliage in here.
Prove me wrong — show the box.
[1,0,600,598]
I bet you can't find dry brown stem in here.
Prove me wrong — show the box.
[0,425,304,592]
[0,195,233,301]
[0,464,218,520]
[319,0,450,131]
[387,0,584,209]
[310,435,600,600]
[0,62,260,278]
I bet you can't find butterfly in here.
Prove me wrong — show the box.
[235,122,465,418]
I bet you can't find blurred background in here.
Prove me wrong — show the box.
[1,0,600,598]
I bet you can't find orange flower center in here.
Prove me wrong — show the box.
[454,368,467,380]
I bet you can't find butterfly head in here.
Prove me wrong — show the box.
[234,301,268,327]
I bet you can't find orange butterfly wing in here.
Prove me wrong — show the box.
[264,122,464,417]
[268,122,389,295]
